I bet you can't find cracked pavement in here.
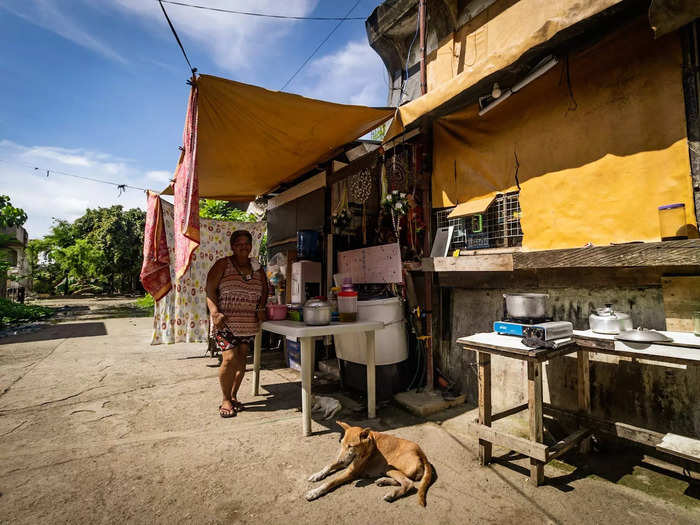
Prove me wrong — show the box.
[0,314,698,524]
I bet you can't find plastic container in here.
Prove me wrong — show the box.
[658,203,688,241]
[338,290,358,322]
[297,229,321,260]
[288,304,304,322]
[334,297,407,365]
[328,287,340,321]
[266,303,288,321]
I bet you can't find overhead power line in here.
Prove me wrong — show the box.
[159,1,366,21]
[280,0,362,91]
[0,158,149,194]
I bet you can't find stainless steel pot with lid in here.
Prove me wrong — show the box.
[503,293,549,320]
[303,297,332,326]
[589,304,633,334]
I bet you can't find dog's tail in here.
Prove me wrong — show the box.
[417,450,433,507]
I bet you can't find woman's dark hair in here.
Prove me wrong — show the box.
[230,230,253,246]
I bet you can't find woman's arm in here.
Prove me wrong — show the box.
[206,259,226,327]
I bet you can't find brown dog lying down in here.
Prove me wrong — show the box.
[305,421,433,506]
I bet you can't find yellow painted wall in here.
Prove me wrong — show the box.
[432,18,696,250]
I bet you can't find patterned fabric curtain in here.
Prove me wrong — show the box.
[151,200,266,345]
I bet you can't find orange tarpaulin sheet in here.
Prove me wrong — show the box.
[175,75,393,201]
[384,0,624,141]
[432,18,696,250]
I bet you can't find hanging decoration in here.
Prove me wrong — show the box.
[349,168,373,244]
[382,190,410,240]
[332,181,353,233]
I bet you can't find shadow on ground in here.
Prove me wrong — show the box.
[0,322,107,343]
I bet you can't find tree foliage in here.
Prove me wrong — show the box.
[0,195,28,228]
[30,206,146,295]
[199,199,256,222]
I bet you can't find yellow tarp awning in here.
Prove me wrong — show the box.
[383,0,624,142]
[173,75,393,201]
[433,18,696,250]
[447,196,495,218]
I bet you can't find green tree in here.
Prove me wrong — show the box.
[0,195,28,228]
[199,199,256,222]
[30,207,146,295]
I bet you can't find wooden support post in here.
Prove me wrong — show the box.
[577,348,592,453]
[527,361,544,485]
[478,352,492,465]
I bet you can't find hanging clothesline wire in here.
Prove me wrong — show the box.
[0,158,149,193]
[159,1,366,20]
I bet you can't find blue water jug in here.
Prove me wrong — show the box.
[297,229,321,261]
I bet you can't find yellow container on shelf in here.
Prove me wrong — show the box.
[658,203,687,241]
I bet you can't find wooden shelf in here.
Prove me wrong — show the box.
[420,239,700,273]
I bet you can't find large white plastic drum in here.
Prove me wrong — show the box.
[334,297,408,366]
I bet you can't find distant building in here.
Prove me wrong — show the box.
[1,225,30,302]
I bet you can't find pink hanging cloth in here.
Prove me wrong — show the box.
[173,82,200,279]
[140,191,172,301]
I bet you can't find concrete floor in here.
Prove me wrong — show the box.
[0,313,698,524]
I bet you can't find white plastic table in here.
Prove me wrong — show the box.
[253,320,384,436]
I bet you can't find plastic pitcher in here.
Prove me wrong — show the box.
[658,203,687,241]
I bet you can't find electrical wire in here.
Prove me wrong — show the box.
[160,1,366,21]
[280,0,362,91]
[0,158,149,193]
[398,12,420,105]
[158,0,197,75]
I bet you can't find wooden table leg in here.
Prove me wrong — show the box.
[365,331,376,419]
[252,329,262,396]
[300,336,313,436]
[478,352,492,465]
[577,348,592,453]
[528,361,544,486]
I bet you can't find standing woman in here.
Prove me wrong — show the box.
[206,230,268,418]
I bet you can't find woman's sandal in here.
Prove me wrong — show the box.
[219,404,237,418]
[232,400,245,412]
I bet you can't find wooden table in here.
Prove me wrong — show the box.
[572,329,700,463]
[254,320,384,436]
[457,333,590,486]
[459,330,700,482]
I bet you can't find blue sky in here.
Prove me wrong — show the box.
[0,0,389,237]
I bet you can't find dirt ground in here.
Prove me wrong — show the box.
[0,299,698,524]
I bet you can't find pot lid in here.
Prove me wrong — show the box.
[593,304,630,318]
[615,328,673,343]
[304,297,330,309]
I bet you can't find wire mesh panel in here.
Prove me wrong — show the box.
[432,192,523,252]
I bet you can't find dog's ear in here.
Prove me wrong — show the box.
[337,421,350,431]
[359,428,372,440]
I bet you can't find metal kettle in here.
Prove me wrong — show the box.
[589,304,633,334]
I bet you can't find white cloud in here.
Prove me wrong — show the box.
[0,140,157,238]
[0,0,128,64]
[146,170,172,184]
[112,0,318,72]
[297,39,389,107]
